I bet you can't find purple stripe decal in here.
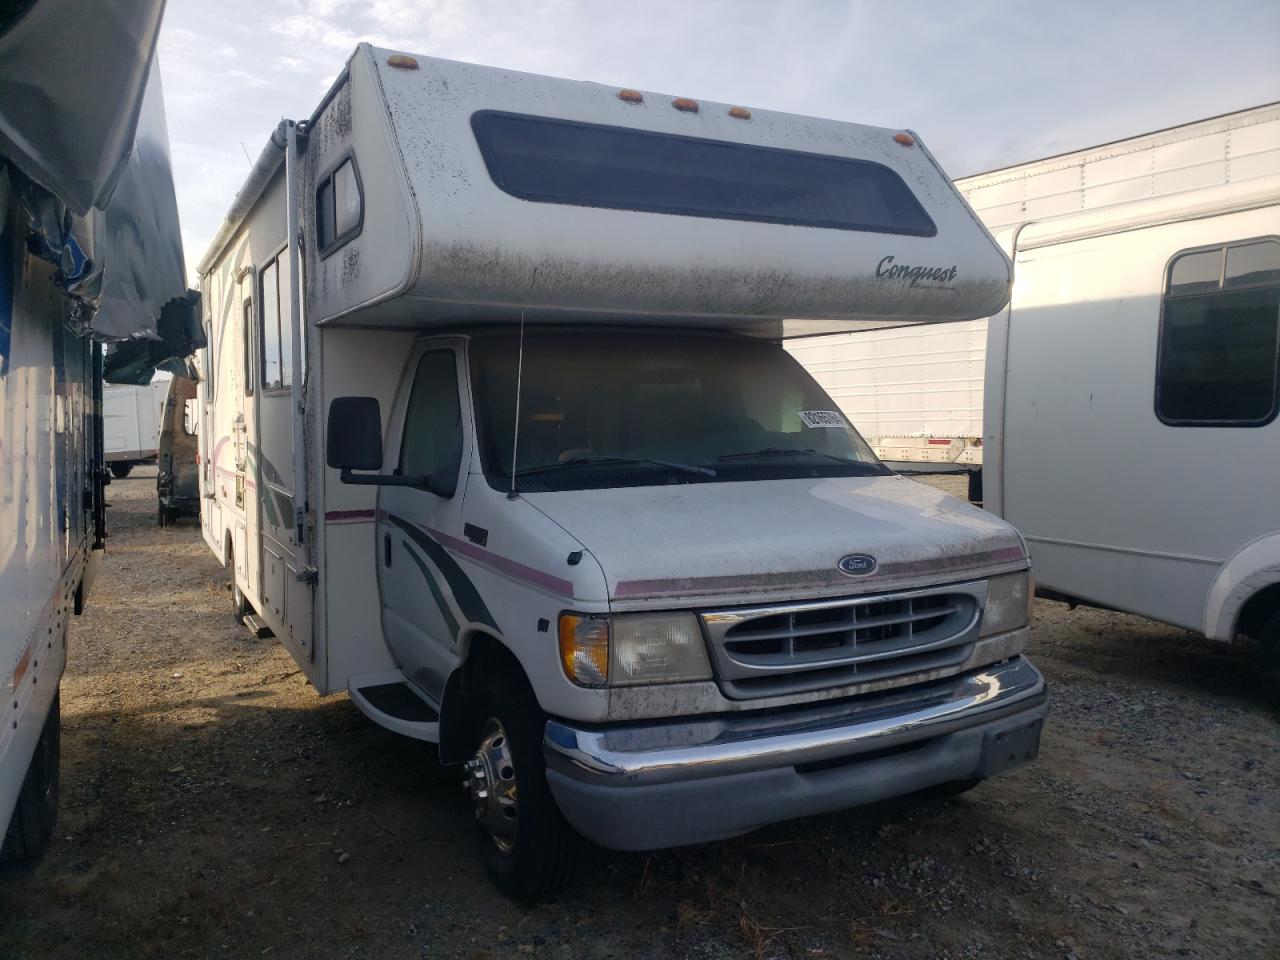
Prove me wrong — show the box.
[421,523,576,599]
[878,545,1026,578]
[325,508,376,522]
[614,545,1026,599]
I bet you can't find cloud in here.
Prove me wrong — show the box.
[159,0,1280,273]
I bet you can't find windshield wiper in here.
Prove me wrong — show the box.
[717,447,876,468]
[515,455,716,478]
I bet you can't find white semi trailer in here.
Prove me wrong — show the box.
[0,0,190,862]
[197,45,1047,900]
[795,104,1280,698]
[102,375,169,477]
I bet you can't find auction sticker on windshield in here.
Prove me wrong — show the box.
[799,410,848,429]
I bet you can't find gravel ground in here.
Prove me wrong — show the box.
[1,467,1276,960]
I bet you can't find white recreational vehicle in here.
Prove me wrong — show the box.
[796,104,1280,698]
[102,375,169,477]
[1,0,190,862]
[197,45,1047,899]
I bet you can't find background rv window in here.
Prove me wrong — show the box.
[259,253,293,391]
[1156,239,1280,427]
[316,157,363,253]
[472,111,936,237]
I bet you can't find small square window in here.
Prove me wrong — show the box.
[316,157,362,254]
[317,180,336,249]
[335,161,361,236]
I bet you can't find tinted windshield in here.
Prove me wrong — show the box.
[469,332,888,492]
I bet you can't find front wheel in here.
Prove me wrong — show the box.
[1,692,60,865]
[109,462,132,479]
[1259,610,1280,708]
[228,544,249,624]
[465,671,576,901]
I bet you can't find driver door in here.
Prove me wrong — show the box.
[376,345,471,703]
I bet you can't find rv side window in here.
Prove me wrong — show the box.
[202,276,215,400]
[399,350,463,497]
[259,252,293,391]
[1156,239,1280,427]
[316,157,363,254]
[242,298,254,396]
[471,111,936,237]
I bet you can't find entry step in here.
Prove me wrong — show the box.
[348,671,440,742]
[243,614,273,639]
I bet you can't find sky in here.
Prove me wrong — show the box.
[158,0,1280,275]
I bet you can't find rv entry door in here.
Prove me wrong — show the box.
[376,347,471,702]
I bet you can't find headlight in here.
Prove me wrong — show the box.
[557,611,713,687]
[980,571,1031,637]
[611,612,712,685]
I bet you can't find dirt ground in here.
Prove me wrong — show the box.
[1,467,1276,960]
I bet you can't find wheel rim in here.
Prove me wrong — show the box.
[464,717,518,855]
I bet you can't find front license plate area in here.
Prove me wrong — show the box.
[978,718,1043,778]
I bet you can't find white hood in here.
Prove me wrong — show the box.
[525,475,1026,606]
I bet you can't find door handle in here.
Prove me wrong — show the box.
[384,533,392,568]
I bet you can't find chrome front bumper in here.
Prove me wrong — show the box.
[543,656,1047,850]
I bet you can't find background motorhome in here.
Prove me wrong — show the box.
[0,0,192,863]
[194,45,1048,898]
[102,375,170,477]
[156,375,200,526]
[794,103,1280,695]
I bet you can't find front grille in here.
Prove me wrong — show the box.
[701,586,982,699]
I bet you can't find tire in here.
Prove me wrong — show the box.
[1,692,60,865]
[1259,610,1280,707]
[967,468,983,505]
[465,670,576,902]
[228,544,249,624]
[109,462,132,479]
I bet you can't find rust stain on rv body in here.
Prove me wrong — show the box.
[341,247,360,286]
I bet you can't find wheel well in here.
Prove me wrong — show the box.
[438,632,528,765]
[1235,582,1280,640]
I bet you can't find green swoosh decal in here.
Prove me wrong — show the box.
[401,540,461,641]
[385,514,498,631]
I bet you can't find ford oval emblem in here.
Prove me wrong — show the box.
[838,554,877,576]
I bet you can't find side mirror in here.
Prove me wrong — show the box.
[327,396,432,489]
[327,397,383,471]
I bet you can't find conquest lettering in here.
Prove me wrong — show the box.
[875,255,959,287]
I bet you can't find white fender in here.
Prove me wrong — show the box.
[1203,532,1280,641]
